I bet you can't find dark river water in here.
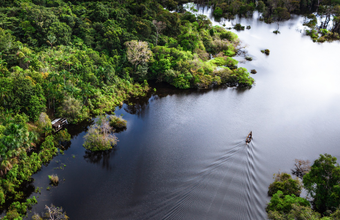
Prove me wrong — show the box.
[19,5,340,220]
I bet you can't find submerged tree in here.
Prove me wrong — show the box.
[83,117,118,151]
[32,204,68,220]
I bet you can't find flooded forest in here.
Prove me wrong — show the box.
[1,0,340,219]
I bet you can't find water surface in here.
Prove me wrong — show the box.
[27,6,340,220]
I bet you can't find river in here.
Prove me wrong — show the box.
[25,5,340,220]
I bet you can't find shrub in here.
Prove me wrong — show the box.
[234,24,245,31]
[109,115,127,129]
[33,204,69,220]
[83,118,118,151]
[54,129,71,147]
[48,174,59,185]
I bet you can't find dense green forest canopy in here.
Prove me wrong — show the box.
[0,0,253,122]
[267,154,340,219]
[0,0,255,218]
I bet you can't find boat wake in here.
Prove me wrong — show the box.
[135,139,267,220]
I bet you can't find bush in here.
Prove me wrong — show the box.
[109,115,127,129]
[54,129,71,147]
[83,118,118,151]
[234,24,245,31]
[268,172,302,197]
[48,174,59,185]
[33,204,69,220]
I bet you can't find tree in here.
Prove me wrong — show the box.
[37,112,52,135]
[83,117,118,151]
[268,172,303,197]
[153,20,166,45]
[57,96,88,123]
[124,40,152,71]
[303,154,340,214]
[291,159,311,179]
[268,203,322,220]
[32,204,69,220]
[46,35,57,49]
[196,15,212,30]
[266,190,310,214]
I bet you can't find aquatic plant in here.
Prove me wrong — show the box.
[251,69,257,74]
[109,115,127,129]
[33,204,69,220]
[83,118,118,151]
[48,174,59,185]
[234,24,245,31]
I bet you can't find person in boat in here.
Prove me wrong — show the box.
[246,131,252,144]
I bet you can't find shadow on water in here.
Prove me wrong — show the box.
[125,81,248,117]
[83,149,117,171]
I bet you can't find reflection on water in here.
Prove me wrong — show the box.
[83,149,116,171]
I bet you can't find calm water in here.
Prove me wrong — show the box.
[22,6,340,220]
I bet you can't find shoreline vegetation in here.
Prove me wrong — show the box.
[0,0,339,219]
[0,0,253,218]
[267,154,340,219]
[179,0,340,42]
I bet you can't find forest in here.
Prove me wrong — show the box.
[0,0,254,218]
[180,0,340,41]
[0,0,339,219]
[266,154,340,220]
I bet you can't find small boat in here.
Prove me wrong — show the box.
[245,131,252,144]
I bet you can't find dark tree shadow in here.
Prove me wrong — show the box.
[83,149,116,171]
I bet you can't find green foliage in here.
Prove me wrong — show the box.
[303,154,340,214]
[83,117,117,151]
[48,174,59,185]
[36,112,52,135]
[213,7,223,17]
[109,115,127,129]
[57,96,89,124]
[266,190,310,214]
[230,67,254,87]
[268,203,322,220]
[268,172,302,197]
[54,129,71,146]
